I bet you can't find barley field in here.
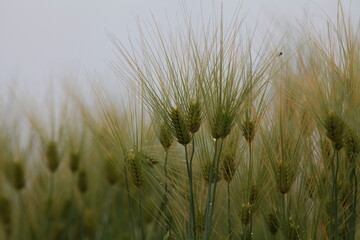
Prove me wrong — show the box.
[0,2,359,240]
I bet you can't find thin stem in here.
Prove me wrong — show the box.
[204,139,218,240]
[332,150,339,240]
[281,193,288,239]
[125,168,136,240]
[185,140,196,240]
[18,192,24,240]
[163,150,172,238]
[227,182,232,240]
[248,142,254,238]
[45,173,55,237]
[139,189,145,240]
[207,140,224,239]
[348,162,357,240]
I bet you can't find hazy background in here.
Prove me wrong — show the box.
[1,0,359,105]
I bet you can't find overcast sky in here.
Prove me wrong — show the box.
[0,0,359,103]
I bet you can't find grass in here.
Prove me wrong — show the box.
[0,3,359,240]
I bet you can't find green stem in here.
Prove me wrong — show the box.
[248,142,254,239]
[227,182,232,240]
[185,139,196,240]
[281,193,288,239]
[45,173,55,238]
[163,150,172,238]
[125,168,136,240]
[204,139,218,240]
[139,189,145,240]
[332,150,339,240]
[348,163,357,240]
[18,192,24,240]
[206,140,224,239]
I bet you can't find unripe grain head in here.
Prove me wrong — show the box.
[159,123,173,151]
[6,161,26,191]
[266,211,279,236]
[187,100,202,134]
[78,169,88,194]
[324,112,345,150]
[210,109,233,140]
[241,117,256,143]
[202,160,221,183]
[46,141,60,173]
[127,151,144,189]
[170,107,191,145]
[345,128,360,163]
[222,153,236,182]
[69,152,80,173]
[275,160,293,194]
[240,202,253,226]
[105,158,119,185]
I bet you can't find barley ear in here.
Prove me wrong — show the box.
[187,100,202,134]
[46,141,60,173]
[324,112,345,150]
[170,107,191,145]
[127,151,144,189]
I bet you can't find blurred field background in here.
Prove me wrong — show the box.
[1,1,360,239]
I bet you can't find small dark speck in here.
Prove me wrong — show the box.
[278,52,283,56]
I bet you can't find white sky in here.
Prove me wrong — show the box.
[0,0,359,103]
